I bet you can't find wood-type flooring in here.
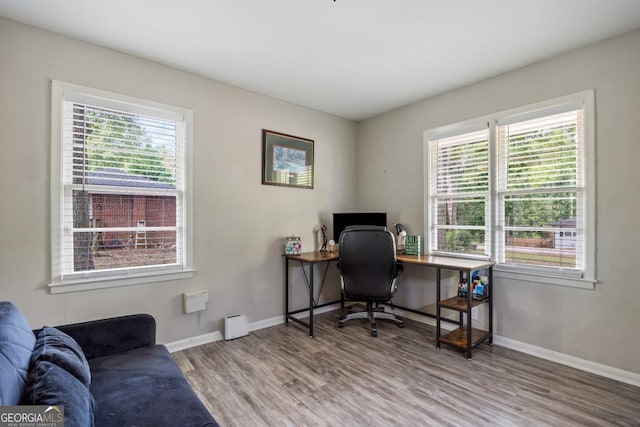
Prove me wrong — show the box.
[173,310,640,427]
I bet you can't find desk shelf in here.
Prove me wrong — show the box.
[439,296,486,311]
[436,267,493,359]
[439,327,490,349]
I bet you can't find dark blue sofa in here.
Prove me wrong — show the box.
[0,301,218,427]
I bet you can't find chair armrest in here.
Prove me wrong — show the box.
[51,314,156,360]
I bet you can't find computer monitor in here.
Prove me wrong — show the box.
[332,212,387,242]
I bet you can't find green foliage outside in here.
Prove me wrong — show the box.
[84,107,175,183]
[444,230,474,252]
[439,121,578,260]
[502,123,577,234]
[72,105,176,271]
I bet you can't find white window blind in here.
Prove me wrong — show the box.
[497,110,584,273]
[424,90,595,288]
[51,81,191,289]
[428,128,490,257]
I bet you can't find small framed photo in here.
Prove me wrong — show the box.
[262,129,314,189]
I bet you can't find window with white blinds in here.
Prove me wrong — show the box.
[497,110,584,272]
[428,128,490,257]
[51,81,193,291]
[425,91,595,288]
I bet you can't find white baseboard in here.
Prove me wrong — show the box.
[493,335,640,388]
[165,306,640,388]
[398,308,640,388]
[165,330,224,353]
[165,303,341,353]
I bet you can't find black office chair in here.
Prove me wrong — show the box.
[337,226,404,337]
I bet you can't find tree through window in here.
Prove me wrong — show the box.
[51,81,191,289]
[426,91,594,284]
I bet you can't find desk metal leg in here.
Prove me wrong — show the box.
[466,269,473,359]
[436,267,441,349]
[308,262,314,337]
[458,271,463,326]
[284,256,341,337]
[488,266,493,345]
[285,257,289,325]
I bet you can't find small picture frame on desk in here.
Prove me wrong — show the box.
[262,129,314,189]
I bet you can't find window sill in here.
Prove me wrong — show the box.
[49,269,195,294]
[493,267,596,289]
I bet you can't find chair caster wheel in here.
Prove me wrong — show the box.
[338,322,344,328]
[398,322,405,328]
[372,330,378,337]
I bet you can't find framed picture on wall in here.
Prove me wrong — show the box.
[262,129,314,189]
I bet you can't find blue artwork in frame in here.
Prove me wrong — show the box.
[262,129,314,189]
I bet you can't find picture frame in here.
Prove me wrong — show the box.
[262,129,314,189]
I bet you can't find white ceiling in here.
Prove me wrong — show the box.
[1,0,640,121]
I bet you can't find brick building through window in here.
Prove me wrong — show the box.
[87,168,177,250]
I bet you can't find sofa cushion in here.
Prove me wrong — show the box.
[54,314,156,360]
[25,360,95,427]
[31,326,91,387]
[89,345,217,427]
[0,301,36,405]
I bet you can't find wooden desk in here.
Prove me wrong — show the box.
[395,253,494,358]
[284,251,494,358]
[396,253,494,271]
[284,251,340,337]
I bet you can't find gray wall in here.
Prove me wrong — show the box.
[2,16,639,376]
[358,29,640,374]
[0,17,355,342]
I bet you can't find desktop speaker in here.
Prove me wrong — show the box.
[224,314,249,340]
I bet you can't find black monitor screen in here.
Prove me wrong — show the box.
[332,212,387,242]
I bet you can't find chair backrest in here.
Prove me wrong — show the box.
[338,226,399,301]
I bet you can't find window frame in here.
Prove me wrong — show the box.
[426,125,491,260]
[50,81,194,293]
[424,91,596,289]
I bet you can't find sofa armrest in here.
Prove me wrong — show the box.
[52,314,156,360]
